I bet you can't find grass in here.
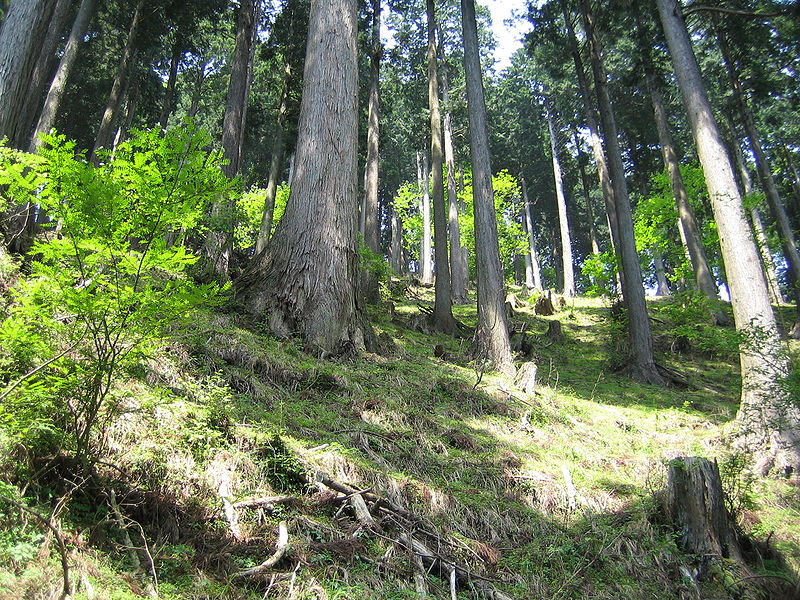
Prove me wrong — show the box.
[1,284,798,599]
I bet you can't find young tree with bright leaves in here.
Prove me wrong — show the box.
[237,0,368,355]
[656,0,799,475]
[461,0,514,376]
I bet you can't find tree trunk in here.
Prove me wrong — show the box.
[653,251,671,297]
[573,131,601,255]
[440,40,467,304]
[427,0,456,332]
[561,0,622,275]
[255,62,291,255]
[236,0,365,355]
[15,0,70,147]
[0,0,53,143]
[360,0,381,304]
[159,34,183,131]
[545,95,575,297]
[648,76,729,324]
[657,0,799,475]
[206,0,256,279]
[582,0,663,385]
[92,0,144,159]
[461,0,514,377]
[418,151,434,285]
[31,0,94,152]
[521,179,543,291]
[716,22,800,331]
[390,206,403,273]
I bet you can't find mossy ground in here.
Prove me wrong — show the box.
[1,285,798,599]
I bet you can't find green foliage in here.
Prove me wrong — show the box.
[234,183,290,250]
[581,251,618,297]
[358,234,392,284]
[0,126,228,462]
[656,291,740,358]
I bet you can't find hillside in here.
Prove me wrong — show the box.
[1,284,798,600]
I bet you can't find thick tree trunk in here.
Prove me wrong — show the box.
[440,43,467,304]
[521,179,543,291]
[236,0,365,355]
[0,0,53,143]
[92,0,144,159]
[360,0,381,304]
[653,251,671,297]
[206,0,256,279]
[648,77,730,324]
[545,96,575,297]
[427,0,456,332]
[418,151,434,285]
[657,0,799,475]
[461,0,514,377]
[31,0,95,151]
[15,0,70,147]
[582,0,663,385]
[716,25,800,331]
[573,132,601,255]
[255,63,291,255]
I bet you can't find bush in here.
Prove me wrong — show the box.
[657,291,740,357]
[0,126,229,465]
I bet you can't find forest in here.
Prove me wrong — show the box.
[0,0,799,598]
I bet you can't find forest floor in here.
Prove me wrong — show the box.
[1,284,799,600]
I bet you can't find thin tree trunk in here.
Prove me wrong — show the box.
[159,35,183,131]
[255,64,290,255]
[113,76,139,149]
[427,0,456,331]
[15,0,70,147]
[206,0,256,279]
[545,95,575,297]
[391,206,403,273]
[92,0,145,159]
[441,40,467,304]
[653,251,671,296]
[521,178,543,291]
[573,131,600,255]
[648,75,728,323]
[657,0,798,475]
[461,0,514,377]
[582,0,663,384]
[0,0,53,143]
[236,0,366,355]
[419,151,434,285]
[561,0,622,276]
[360,0,381,304]
[30,0,95,152]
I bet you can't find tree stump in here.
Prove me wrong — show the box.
[534,290,556,316]
[545,320,563,342]
[666,457,743,568]
[515,362,537,394]
[505,293,527,309]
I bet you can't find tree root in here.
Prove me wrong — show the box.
[236,520,290,578]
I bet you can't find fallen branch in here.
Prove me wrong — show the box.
[236,520,290,578]
[232,495,300,510]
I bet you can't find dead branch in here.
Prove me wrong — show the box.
[236,520,290,578]
[232,495,300,510]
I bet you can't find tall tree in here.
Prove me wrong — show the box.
[521,177,543,291]
[237,0,366,354]
[656,0,799,475]
[427,0,458,331]
[360,0,382,304]
[581,0,663,384]
[461,0,514,376]
[418,150,434,284]
[544,93,575,297]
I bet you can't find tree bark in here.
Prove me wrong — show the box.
[31,0,95,151]
[92,0,144,159]
[15,0,70,147]
[360,0,381,304]
[581,0,663,384]
[521,178,543,291]
[206,0,256,278]
[390,206,403,273]
[159,34,183,131]
[440,39,468,304]
[573,131,601,255]
[657,0,799,475]
[418,150,434,285]
[0,0,53,143]
[236,0,365,355]
[545,95,575,297]
[427,0,456,332]
[653,251,671,297]
[461,0,514,376]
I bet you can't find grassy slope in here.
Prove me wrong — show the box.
[1,287,798,600]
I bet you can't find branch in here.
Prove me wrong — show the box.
[236,520,290,577]
[683,4,790,18]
